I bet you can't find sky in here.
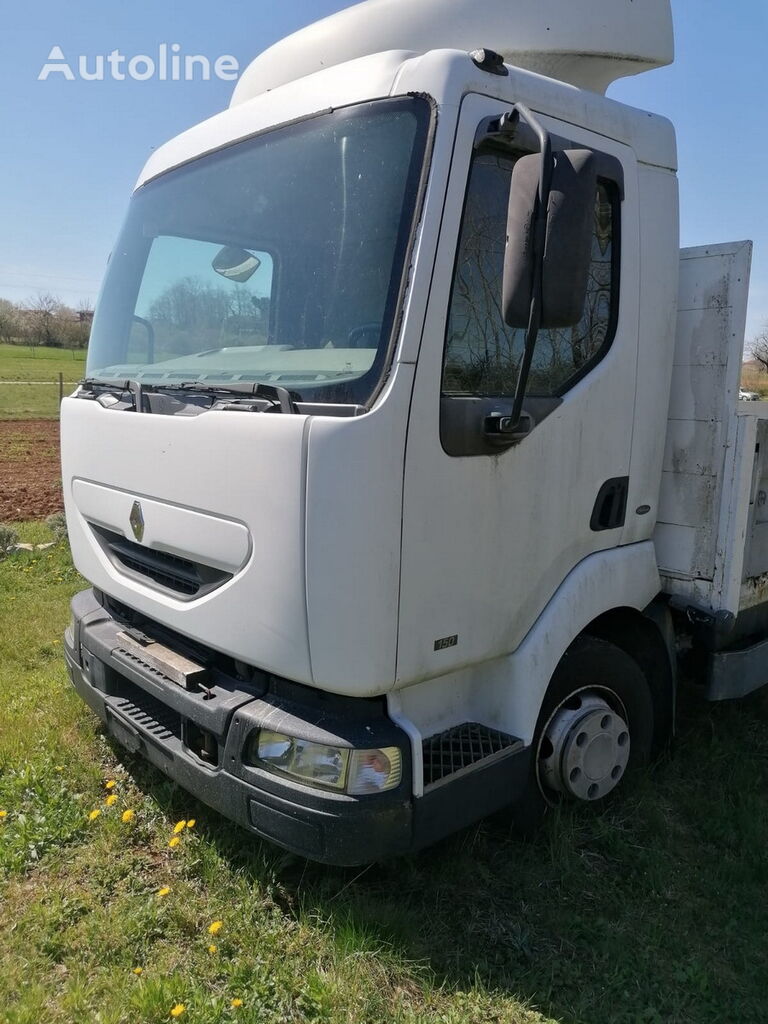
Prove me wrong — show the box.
[1,0,766,343]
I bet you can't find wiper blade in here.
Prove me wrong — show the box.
[79,377,302,414]
[81,376,133,390]
[80,376,147,412]
[174,380,302,412]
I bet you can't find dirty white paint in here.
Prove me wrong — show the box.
[655,240,761,616]
[231,0,674,101]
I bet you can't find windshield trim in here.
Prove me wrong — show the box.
[365,92,437,411]
[141,106,334,191]
[93,95,436,413]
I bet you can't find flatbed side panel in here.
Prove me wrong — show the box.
[738,411,768,608]
[655,240,752,614]
[713,413,758,614]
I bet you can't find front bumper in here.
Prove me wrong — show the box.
[65,589,532,864]
[64,590,412,865]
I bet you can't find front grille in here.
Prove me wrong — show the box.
[422,722,523,789]
[113,688,181,742]
[92,526,231,599]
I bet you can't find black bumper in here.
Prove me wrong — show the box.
[65,589,531,864]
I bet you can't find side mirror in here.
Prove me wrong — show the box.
[503,149,597,329]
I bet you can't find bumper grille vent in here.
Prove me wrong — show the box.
[114,689,181,742]
[91,526,231,599]
[422,722,523,789]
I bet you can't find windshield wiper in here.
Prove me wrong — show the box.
[79,377,302,414]
[172,380,302,412]
[80,377,149,412]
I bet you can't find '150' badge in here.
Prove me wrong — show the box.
[129,500,145,542]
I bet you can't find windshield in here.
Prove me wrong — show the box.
[87,97,431,406]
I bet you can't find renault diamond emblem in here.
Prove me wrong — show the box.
[129,500,145,542]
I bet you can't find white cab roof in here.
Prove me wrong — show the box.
[136,48,677,191]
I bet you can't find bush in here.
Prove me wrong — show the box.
[45,512,69,544]
[0,525,19,559]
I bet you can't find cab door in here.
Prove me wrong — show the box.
[396,92,639,686]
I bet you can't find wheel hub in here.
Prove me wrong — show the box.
[539,691,630,802]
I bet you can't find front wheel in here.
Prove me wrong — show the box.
[512,636,655,833]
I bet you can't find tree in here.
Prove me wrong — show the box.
[0,298,22,344]
[27,292,62,347]
[751,325,768,373]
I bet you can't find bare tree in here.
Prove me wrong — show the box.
[751,325,768,373]
[27,292,62,346]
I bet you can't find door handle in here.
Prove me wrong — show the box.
[483,410,533,447]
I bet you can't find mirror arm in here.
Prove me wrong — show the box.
[132,314,155,364]
[506,104,553,430]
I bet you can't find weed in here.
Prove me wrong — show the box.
[0,523,19,558]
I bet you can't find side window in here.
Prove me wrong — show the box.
[443,148,618,398]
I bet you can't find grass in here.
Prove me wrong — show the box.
[0,344,85,420]
[0,383,66,420]
[2,526,768,1023]
[0,343,86,382]
[741,366,768,397]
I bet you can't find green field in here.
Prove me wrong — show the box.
[2,523,768,1023]
[0,344,86,419]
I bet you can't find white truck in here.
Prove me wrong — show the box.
[62,0,765,864]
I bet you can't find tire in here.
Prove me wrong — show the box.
[511,635,655,835]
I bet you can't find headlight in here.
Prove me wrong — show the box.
[253,730,402,795]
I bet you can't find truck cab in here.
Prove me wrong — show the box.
[63,0,710,863]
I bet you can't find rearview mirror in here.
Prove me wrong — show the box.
[503,149,597,329]
[212,246,261,283]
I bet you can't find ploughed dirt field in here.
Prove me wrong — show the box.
[0,420,63,521]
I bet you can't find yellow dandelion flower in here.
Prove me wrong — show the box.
[173,820,187,834]
[168,836,181,849]
[230,998,243,1008]
[208,920,223,935]
[170,1004,186,1018]
[105,780,117,790]
[121,809,135,823]
[0,810,7,820]
[105,794,118,806]
[88,809,101,821]
[186,819,196,828]
[132,966,143,976]
[158,886,171,897]
[207,944,218,954]
[55,766,64,772]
